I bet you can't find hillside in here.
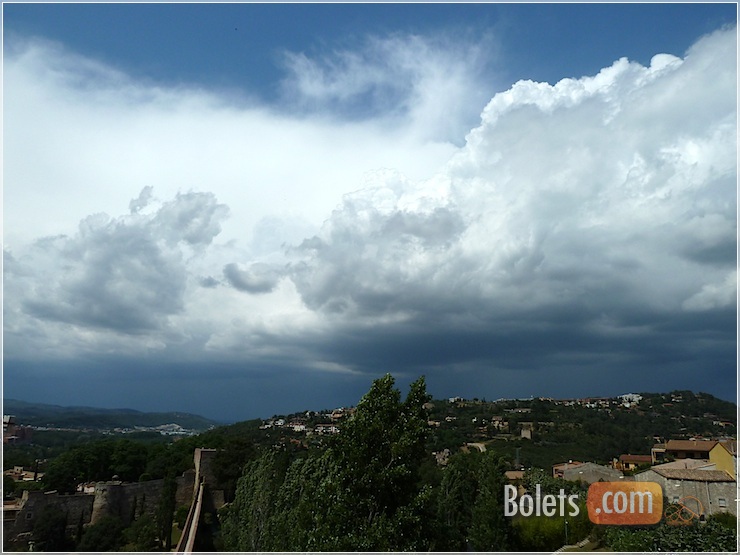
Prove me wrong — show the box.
[2,398,220,431]
[243,389,736,470]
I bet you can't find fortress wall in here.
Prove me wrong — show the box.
[9,490,94,536]
[194,448,218,486]
[5,459,201,549]
[176,468,196,507]
[91,479,166,526]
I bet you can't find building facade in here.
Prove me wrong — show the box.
[635,468,736,517]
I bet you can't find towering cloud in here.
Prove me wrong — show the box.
[3,26,736,414]
[283,28,736,383]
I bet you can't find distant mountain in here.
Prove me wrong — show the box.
[2,398,220,431]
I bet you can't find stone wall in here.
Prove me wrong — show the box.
[5,467,197,549]
[194,448,218,486]
[636,470,737,516]
[7,490,94,538]
[176,468,196,507]
[90,479,166,526]
[4,454,206,549]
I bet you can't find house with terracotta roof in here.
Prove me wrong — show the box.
[664,439,717,460]
[653,439,736,480]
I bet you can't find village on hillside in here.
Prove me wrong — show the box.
[2,389,737,551]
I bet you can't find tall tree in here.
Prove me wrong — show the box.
[436,451,479,550]
[220,449,291,551]
[221,374,437,552]
[468,452,512,551]
[77,515,125,552]
[156,475,177,550]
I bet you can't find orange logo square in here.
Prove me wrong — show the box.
[587,481,663,525]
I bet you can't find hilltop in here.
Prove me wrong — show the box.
[2,398,220,432]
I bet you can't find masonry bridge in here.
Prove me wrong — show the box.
[175,448,225,553]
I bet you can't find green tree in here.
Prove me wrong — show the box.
[220,448,292,551]
[3,474,16,498]
[111,440,150,482]
[32,505,74,552]
[267,451,336,551]
[436,451,478,550]
[42,449,85,493]
[77,515,125,552]
[323,374,434,550]
[337,377,420,497]
[708,511,737,532]
[512,514,567,551]
[212,436,257,502]
[156,474,177,550]
[221,374,438,552]
[174,504,190,530]
[468,452,512,551]
[124,514,159,551]
[603,519,738,552]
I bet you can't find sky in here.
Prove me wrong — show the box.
[3,3,737,423]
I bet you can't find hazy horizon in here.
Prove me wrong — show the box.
[4,382,737,425]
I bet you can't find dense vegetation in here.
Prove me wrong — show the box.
[600,516,737,552]
[218,377,738,552]
[4,382,737,552]
[220,374,519,551]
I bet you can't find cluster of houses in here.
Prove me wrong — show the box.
[3,465,44,483]
[258,407,355,435]
[428,395,737,522]
[3,413,203,440]
[536,393,643,409]
[545,438,737,518]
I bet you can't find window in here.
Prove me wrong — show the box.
[718,498,727,509]
[25,512,33,520]
[672,496,680,504]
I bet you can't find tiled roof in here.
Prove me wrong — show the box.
[664,439,717,452]
[653,459,711,470]
[653,468,734,482]
[619,454,652,463]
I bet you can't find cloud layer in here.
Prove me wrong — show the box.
[3,27,736,417]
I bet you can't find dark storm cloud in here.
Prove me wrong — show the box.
[23,222,186,332]
[13,190,229,334]
[306,299,736,372]
[223,262,282,294]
